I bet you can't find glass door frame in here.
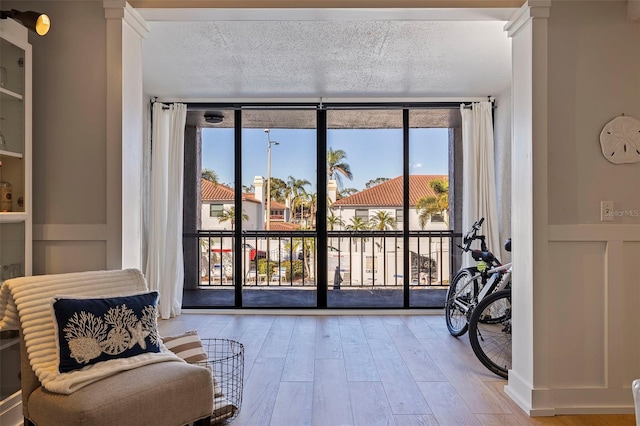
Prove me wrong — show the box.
[188,101,462,309]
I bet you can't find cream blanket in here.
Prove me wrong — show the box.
[0,268,182,394]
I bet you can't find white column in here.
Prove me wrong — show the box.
[104,1,149,269]
[503,0,550,416]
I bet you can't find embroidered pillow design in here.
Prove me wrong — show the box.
[52,291,161,373]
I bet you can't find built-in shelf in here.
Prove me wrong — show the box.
[0,212,27,223]
[0,87,22,101]
[0,18,30,426]
[0,150,23,159]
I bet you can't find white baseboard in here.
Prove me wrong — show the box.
[505,369,636,416]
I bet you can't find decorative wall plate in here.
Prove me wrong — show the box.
[600,115,640,164]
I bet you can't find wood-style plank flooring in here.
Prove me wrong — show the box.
[158,313,635,426]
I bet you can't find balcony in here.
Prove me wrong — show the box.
[184,229,455,309]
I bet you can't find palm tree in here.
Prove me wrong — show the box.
[369,210,397,231]
[307,192,317,229]
[284,175,310,223]
[327,148,353,188]
[327,210,345,249]
[290,236,315,279]
[346,216,369,252]
[327,210,346,231]
[369,210,397,252]
[416,178,449,229]
[347,216,369,231]
[202,168,218,184]
[218,206,249,230]
[293,195,308,226]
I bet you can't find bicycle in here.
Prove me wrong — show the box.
[468,286,512,378]
[445,218,512,337]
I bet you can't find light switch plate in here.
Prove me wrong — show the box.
[601,201,614,222]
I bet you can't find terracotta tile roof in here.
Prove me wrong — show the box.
[269,221,300,230]
[246,192,287,210]
[270,200,287,210]
[331,175,448,208]
[201,179,260,204]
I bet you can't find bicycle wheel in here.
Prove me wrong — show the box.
[445,267,478,336]
[468,289,511,378]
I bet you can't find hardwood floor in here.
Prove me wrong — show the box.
[158,313,635,426]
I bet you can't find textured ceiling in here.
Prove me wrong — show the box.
[140,8,515,102]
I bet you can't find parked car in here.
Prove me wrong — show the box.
[243,243,266,261]
[205,242,266,262]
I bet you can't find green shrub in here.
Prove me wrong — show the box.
[256,259,305,280]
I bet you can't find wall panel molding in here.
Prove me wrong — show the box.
[534,231,639,415]
[548,224,640,241]
[33,224,107,241]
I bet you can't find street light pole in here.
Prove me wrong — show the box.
[264,129,279,231]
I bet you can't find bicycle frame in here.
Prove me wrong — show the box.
[445,217,512,338]
[452,262,511,314]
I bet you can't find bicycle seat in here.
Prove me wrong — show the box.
[471,250,495,263]
[504,239,512,252]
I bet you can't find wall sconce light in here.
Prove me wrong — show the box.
[0,10,51,36]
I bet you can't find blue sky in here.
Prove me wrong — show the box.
[202,127,448,191]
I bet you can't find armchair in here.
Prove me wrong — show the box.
[0,269,213,426]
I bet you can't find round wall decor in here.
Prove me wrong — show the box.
[600,115,640,164]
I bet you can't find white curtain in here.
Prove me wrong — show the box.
[461,101,501,265]
[146,102,186,319]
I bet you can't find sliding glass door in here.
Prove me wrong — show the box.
[326,109,404,308]
[184,103,456,310]
[240,110,318,308]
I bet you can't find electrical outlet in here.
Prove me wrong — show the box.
[601,201,614,222]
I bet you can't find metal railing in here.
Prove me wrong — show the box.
[194,229,454,288]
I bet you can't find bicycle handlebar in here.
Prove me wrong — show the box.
[457,217,486,252]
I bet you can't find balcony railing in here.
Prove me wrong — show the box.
[194,229,454,288]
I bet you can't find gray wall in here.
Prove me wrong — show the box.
[548,1,640,225]
[7,1,108,274]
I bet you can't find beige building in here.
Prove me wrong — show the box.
[200,177,292,231]
[329,175,449,231]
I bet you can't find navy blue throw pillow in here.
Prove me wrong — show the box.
[53,291,161,373]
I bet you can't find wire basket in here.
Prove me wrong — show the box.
[193,339,244,425]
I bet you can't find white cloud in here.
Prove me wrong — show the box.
[411,162,423,169]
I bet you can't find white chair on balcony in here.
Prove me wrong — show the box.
[245,270,266,285]
[212,264,228,284]
[272,267,287,282]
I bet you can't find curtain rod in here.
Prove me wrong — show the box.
[183,102,489,110]
[461,97,496,109]
[150,98,173,110]
[152,97,495,110]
